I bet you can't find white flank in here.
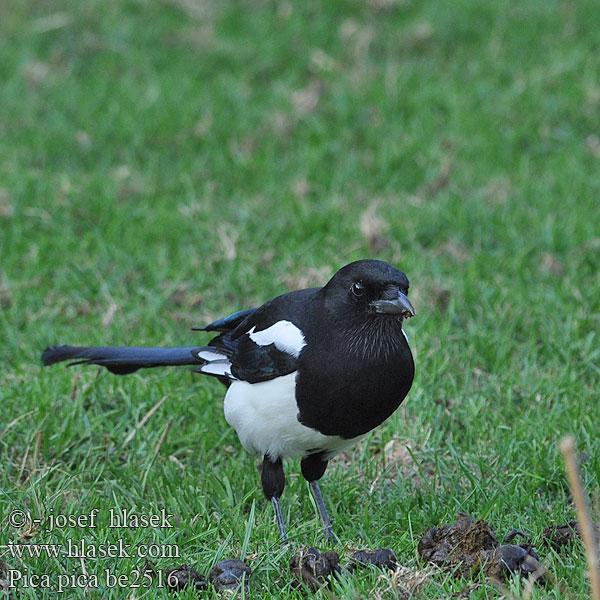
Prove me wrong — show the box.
[402,329,410,345]
[247,320,306,358]
[224,372,365,460]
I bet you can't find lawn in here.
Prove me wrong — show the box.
[1,0,599,597]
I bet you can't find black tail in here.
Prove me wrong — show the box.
[41,345,200,375]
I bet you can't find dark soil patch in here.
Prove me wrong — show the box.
[145,558,250,596]
[347,548,398,571]
[418,512,543,582]
[209,559,252,595]
[290,547,341,591]
[290,546,401,591]
[164,564,208,593]
[542,520,600,552]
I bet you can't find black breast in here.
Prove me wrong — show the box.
[294,322,415,439]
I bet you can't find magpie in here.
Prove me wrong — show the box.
[41,259,415,543]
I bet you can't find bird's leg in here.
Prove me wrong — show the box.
[301,454,338,544]
[261,455,288,543]
[309,480,338,544]
[271,496,286,541]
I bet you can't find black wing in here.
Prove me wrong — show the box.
[193,289,315,384]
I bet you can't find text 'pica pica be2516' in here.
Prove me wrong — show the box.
[41,259,415,543]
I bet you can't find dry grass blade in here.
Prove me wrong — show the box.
[32,430,42,472]
[17,415,48,483]
[154,418,174,455]
[18,429,37,482]
[70,372,80,400]
[141,418,175,492]
[102,301,118,328]
[560,435,600,600]
[169,455,186,470]
[122,394,169,446]
[0,410,37,441]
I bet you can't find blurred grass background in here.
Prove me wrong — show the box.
[1,0,599,597]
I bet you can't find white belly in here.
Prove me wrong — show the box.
[223,372,364,460]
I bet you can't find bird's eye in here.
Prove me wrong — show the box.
[351,282,364,297]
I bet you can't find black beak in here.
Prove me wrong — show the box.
[370,291,416,318]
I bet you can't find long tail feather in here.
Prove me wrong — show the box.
[41,345,200,375]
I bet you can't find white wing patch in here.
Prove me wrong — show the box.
[198,360,234,378]
[248,320,306,358]
[196,349,228,362]
[193,348,235,378]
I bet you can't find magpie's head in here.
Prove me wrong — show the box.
[323,260,415,320]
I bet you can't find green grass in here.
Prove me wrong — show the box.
[1,0,599,597]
